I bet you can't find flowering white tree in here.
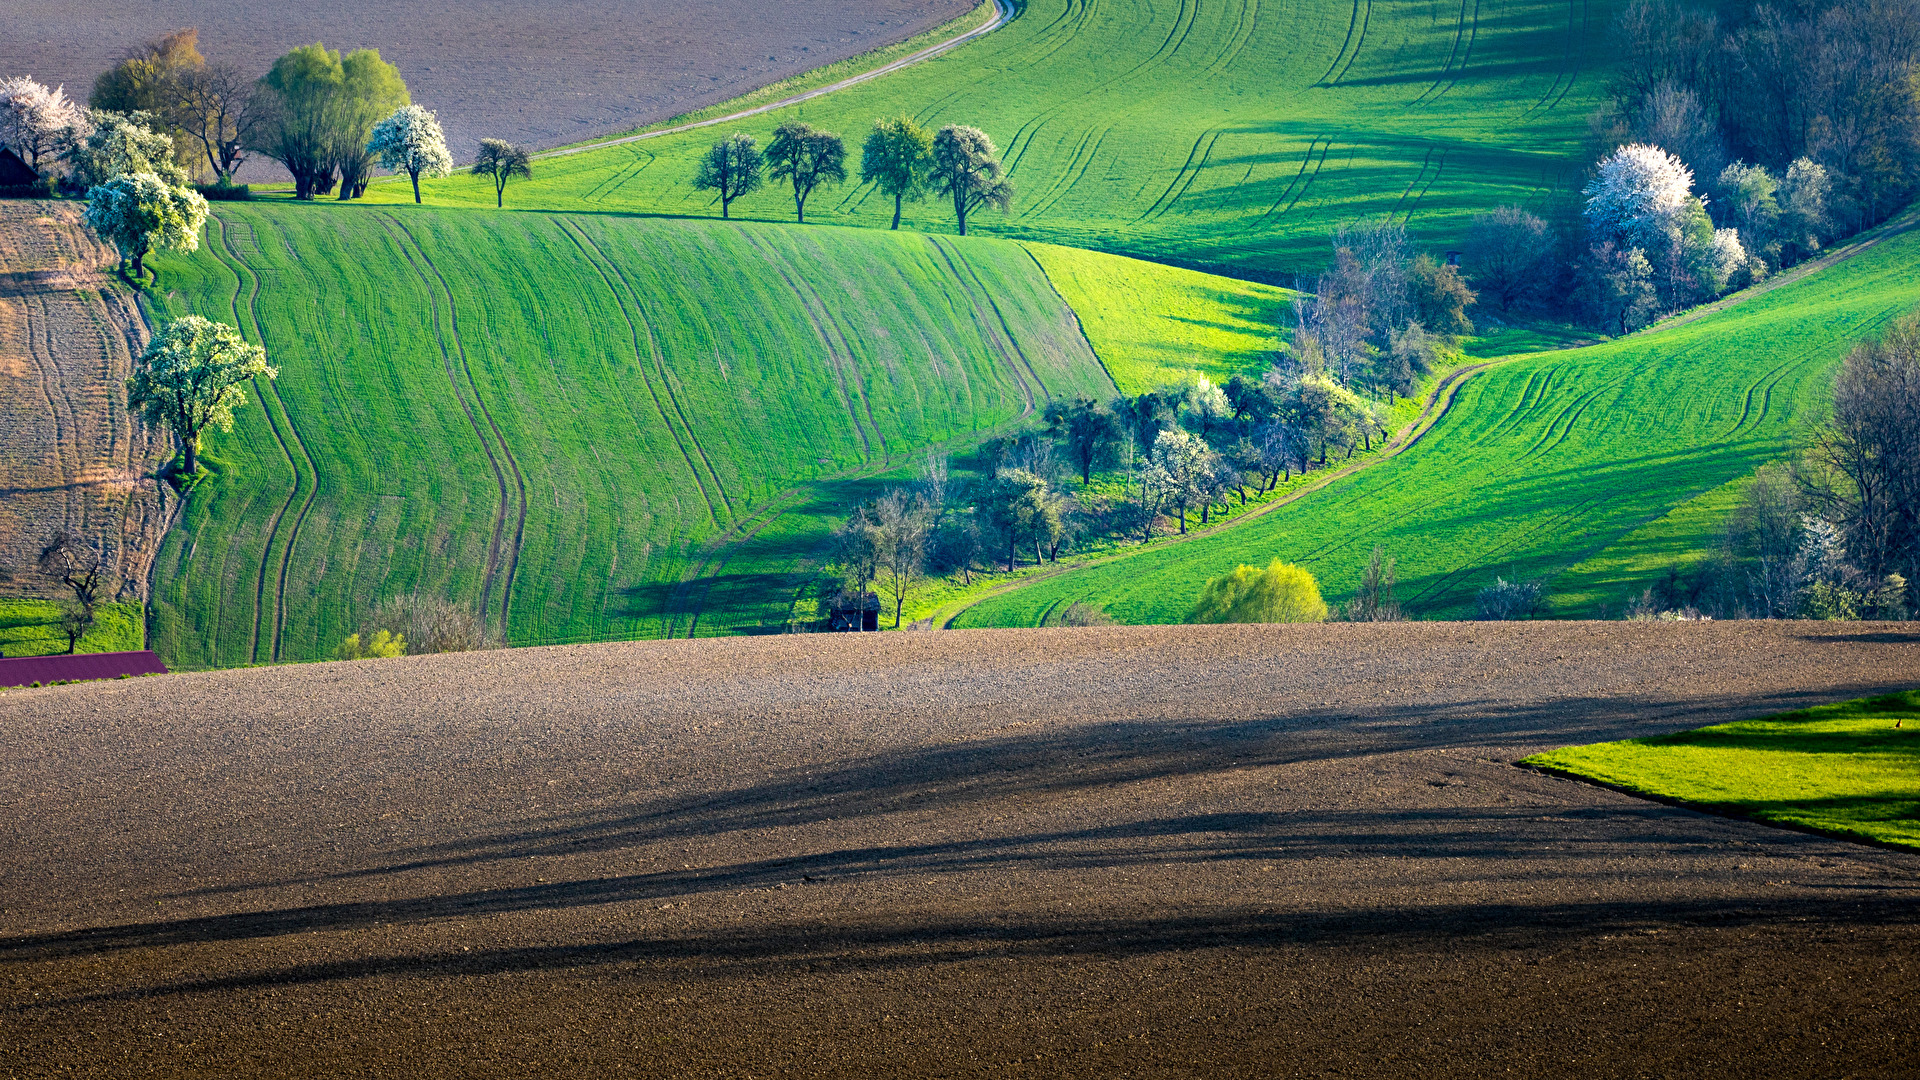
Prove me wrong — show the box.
[1150,427,1218,534]
[0,77,88,171]
[368,105,453,203]
[1584,143,1696,252]
[85,172,207,279]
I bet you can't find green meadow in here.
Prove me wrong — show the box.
[368,0,1612,276]
[1525,692,1920,850]
[0,600,145,658]
[145,202,1313,666]
[953,220,1920,625]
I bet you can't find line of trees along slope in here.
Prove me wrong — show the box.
[143,205,1117,667]
[363,0,1617,275]
[953,218,1920,626]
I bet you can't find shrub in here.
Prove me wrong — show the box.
[336,629,405,660]
[194,181,251,201]
[1050,600,1114,627]
[1475,577,1542,620]
[367,594,491,654]
[1188,560,1328,624]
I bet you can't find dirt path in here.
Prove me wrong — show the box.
[2,622,1914,1076]
[0,202,169,605]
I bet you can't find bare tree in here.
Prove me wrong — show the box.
[38,530,105,607]
[1342,545,1405,621]
[58,601,95,655]
[472,138,532,207]
[872,489,931,628]
[368,593,492,653]
[169,63,261,182]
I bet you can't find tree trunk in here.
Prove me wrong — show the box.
[1201,503,1210,525]
[795,182,807,223]
[130,250,145,279]
[497,179,506,208]
[720,194,730,219]
[954,190,968,236]
[411,170,422,203]
[892,192,903,230]
[183,433,199,475]
[1178,507,1187,533]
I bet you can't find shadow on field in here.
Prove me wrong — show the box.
[13,892,1920,1008]
[6,683,1916,974]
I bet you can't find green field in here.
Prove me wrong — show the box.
[953,220,1920,625]
[0,600,145,658]
[366,0,1612,276]
[1525,691,1920,850]
[144,202,1322,665]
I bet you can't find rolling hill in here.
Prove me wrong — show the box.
[950,217,1920,626]
[371,0,1614,276]
[143,202,1292,667]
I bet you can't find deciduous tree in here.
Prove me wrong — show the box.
[38,530,105,608]
[692,133,762,219]
[1462,206,1555,312]
[1187,560,1327,623]
[929,125,1012,236]
[125,315,275,474]
[170,63,262,182]
[67,111,184,189]
[860,115,933,229]
[766,121,845,223]
[328,50,408,199]
[1043,396,1125,484]
[58,601,94,655]
[0,77,87,171]
[85,171,206,278]
[369,104,452,203]
[1150,428,1216,533]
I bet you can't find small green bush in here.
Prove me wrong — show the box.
[1188,559,1328,624]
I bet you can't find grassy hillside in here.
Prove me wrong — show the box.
[952,221,1920,626]
[0,600,144,658]
[145,202,1316,666]
[372,0,1613,275]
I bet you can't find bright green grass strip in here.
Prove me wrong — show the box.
[1523,691,1920,849]
[0,600,144,657]
[1544,474,1749,615]
[953,218,1920,626]
[362,0,1614,277]
[1022,241,1294,393]
[145,203,1159,666]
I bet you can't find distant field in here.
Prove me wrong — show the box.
[375,0,1614,276]
[140,202,1301,665]
[954,220,1920,626]
[1526,691,1920,850]
[2,0,973,182]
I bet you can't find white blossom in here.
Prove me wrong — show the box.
[1584,143,1695,251]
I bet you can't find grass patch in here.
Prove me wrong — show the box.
[952,219,1920,625]
[366,0,1614,277]
[0,600,145,657]
[1523,691,1920,850]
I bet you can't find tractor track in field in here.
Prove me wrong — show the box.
[1256,138,1324,223]
[1202,0,1263,78]
[1422,0,1479,105]
[1524,0,1586,116]
[560,219,734,525]
[927,237,1046,410]
[735,228,882,460]
[1413,0,1474,105]
[1141,129,1223,222]
[213,215,319,665]
[380,215,527,639]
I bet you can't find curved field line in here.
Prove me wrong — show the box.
[927,236,1046,408]
[1523,0,1580,116]
[1151,130,1224,221]
[1256,138,1322,224]
[1018,244,1120,394]
[1317,0,1365,85]
[733,228,878,458]
[1428,0,1479,103]
[390,217,531,634]
[210,214,314,665]
[1334,0,1374,84]
[1017,125,1099,218]
[1285,141,1334,214]
[1025,126,1111,220]
[1398,151,1447,225]
[932,356,1507,627]
[1547,0,1591,111]
[535,0,1014,162]
[1137,128,1217,222]
[377,215,516,633]
[558,218,733,525]
[1203,0,1262,78]
[1412,0,1473,106]
[1387,147,1436,222]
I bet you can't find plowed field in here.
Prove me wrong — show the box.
[0,0,973,180]
[0,202,169,603]
[2,622,1915,1076]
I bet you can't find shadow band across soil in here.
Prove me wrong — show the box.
[1,622,1916,1077]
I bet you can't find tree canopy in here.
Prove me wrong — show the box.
[1187,560,1328,624]
[252,43,407,199]
[765,121,845,223]
[929,125,1012,236]
[369,104,452,203]
[84,171,206,278]
[472,139,533,207]
[859,115,933,230]
[692,133,763,219]
[0,77,87,171]
[126,315,275,474]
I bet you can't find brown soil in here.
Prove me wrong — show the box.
[0,0,975,182]
[0,202,169,603]
[2,622,1916,1077]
